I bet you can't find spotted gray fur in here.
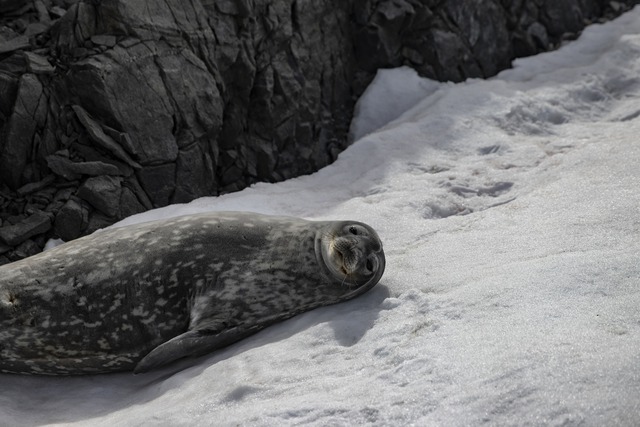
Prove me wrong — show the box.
[0,212,385,375]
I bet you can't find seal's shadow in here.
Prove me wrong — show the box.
[183,282,391,368]
[244,281,390,349]
[0,284,390,426]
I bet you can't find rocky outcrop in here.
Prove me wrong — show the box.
[0,0,637,264]
[352,0,634,81]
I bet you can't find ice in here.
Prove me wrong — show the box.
[3,7,640,426]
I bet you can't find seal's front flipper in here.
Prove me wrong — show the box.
[133,327,255,374]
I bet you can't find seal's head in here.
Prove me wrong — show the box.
[316,221,385,298]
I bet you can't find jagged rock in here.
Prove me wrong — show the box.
[119,186,147,219]
[173,144,216,203]
[50,2,96,50]
[71,44,179,165]
[136,163,176,207]
[50,6,67,19]
[102,126,137,155]
[45,152,80,180]
[53,187,76,203]
[528,22,550,50]
[0,73,45,189]
[12,238,41,259]
[542,1,592,37]
[16,174,55,196]
[23,51,55,74]
[0,210,52,246]
[123,176,153,210]
[0,52,27,75]
[33,0,51,24]
[0,0,638,263]
[47,152,122,179]
[25,187,57,212]
[76,175,122,217]
[90,35,117,47]
[71,105,141,169]
[84,211,115,235]
[53,197,90,241]
[0,72,19,120]
[447,2,511,78]
[72,143,134,177]
[25,22,49,37]
[0,0,26,14]
[0,35,29,54]
[45,187,75,214]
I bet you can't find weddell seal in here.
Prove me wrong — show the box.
[0,212,385,375]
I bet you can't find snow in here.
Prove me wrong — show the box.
[3,8,640,426]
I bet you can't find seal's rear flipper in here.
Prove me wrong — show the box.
[133,327,255,374]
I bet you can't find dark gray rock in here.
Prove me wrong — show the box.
[84,211,116,235]
[0,71,19,120]
[122,176,154,211]
[0,0,638,263]
[119,185,147,219]
[53,187,76,204]
[0,73,45,189]
[0,52,28,75]
[446,1,511,78]
[136,163,176,207]
[0,35,30,54]
[11,238,42,259]
[542,1,592,37]
[50,6,67,19]
[33,0,51,25]
[90,35,117,47]
[24,187,57,212]
[71,105,141,169]
[25,22,49,37]
[77,175,122,217]
[0,0,26,14]
[173,144,216,204]
[16,174,56,196]
[528,22,550,50]
[71,44,180,165]
[54,197,90,241]
[23,51,55,74]
[0,210,52,246]
[45,152,81,180]
[72,143,135,177]
[50,2,96,51]
[47,152,123,179]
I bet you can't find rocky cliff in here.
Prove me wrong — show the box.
[0,0,636,263]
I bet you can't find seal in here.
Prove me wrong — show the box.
[0,211,385,375]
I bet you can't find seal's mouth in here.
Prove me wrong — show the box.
[331,240,356,276]
[336,252,350,276]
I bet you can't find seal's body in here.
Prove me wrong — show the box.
[0,212,385,375]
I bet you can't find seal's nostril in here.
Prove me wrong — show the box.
[366,259,373,271]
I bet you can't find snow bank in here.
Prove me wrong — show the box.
[2,7,640,426]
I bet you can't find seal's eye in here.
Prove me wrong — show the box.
[349,226,358,235]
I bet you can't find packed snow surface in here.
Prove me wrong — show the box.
[3,8,640,426]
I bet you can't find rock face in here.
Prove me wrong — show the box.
[0,0,637,263]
